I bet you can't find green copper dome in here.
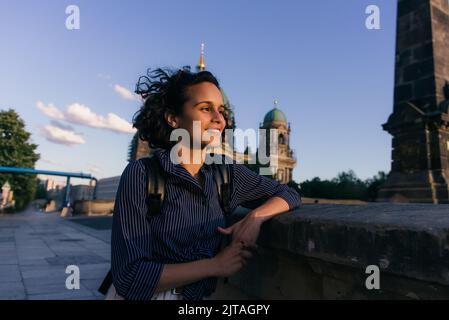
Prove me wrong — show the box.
[220,88,235,129]
[263,108,287,124]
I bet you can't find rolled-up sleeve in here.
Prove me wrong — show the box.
[229,164,301,211]
[111,160,164,300]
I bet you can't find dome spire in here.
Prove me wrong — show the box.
[273,99,278,108]
[196,42,206,71]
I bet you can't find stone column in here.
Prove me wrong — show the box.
[378,0,449,203]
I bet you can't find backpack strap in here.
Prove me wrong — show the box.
[212,162,231,215]
[98,156,165,296]
[212,160,232,286]
[140,155,165,218]
[98,270,112,295]
[143,153,229,216]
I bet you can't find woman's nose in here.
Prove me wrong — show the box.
[210,109,224,122]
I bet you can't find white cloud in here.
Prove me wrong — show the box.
[65,103,100,127]
[40,125,85,146]
[114,84,140,101]
[104,113,136,134]
[36,100,135,135]
[65,103,136,134]
[36,101,65,120]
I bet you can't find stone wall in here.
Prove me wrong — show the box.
[218,204,449,299]
[73,200,114,216]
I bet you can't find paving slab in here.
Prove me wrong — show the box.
[0,208,113,300]
[0,281,26,299]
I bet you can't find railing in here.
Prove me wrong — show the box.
[0,166,97,207]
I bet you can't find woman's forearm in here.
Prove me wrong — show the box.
[154,258,217,293]
[250,196,290,222]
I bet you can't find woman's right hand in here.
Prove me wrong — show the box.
[210,241,253,278]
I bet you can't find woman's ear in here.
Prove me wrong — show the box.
[164,112,178,128]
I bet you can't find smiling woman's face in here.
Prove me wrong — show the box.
[166,81,226,149]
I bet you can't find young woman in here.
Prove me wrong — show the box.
[105,68,300,300]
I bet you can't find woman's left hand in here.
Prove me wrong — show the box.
[217,212,264,249]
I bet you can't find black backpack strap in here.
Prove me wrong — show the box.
[212,160,232,286]
[98,270,112,295]
[98,156,165,295]
[212,162,231,215]
[140,155,165,218]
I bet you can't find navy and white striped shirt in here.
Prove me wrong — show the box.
[111,148,300,300]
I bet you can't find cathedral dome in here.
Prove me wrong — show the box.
[220,88,235,129]
[263,108,287,124]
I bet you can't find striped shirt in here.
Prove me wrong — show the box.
[111,148,301,300]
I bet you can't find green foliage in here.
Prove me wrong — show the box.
[35,179,48,200]
[364,171,388,201]
[0,109,40,211]
[299,170,387,201]
[240,145,387,202]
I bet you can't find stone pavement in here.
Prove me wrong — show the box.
[0,206,112,300]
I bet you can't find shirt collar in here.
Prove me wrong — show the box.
[154,148,176,174]
[153,149,212,191]
[154,148,212,174]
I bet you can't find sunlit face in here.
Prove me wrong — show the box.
[168,82,226,149]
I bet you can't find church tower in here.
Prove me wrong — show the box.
[378,0,449,203]
[259,101,296,184]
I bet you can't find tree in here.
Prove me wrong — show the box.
[332,170,366,199]
[299,170,388,201]
[0,109,40,211]
[35,178,48,200]
[364,171,387,201]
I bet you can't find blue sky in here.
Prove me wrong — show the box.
[0,0,397,185]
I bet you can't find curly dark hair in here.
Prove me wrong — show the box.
[132,67,233,150]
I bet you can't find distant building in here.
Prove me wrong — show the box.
[38,176,65,192]
[70,185,95,202]
[45,183,95,208]
[95,176,121,201]
[45,178,56,191]
[247,101,296,184]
